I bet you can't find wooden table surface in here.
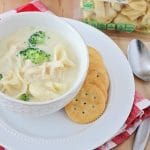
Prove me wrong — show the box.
[0,0,149,150]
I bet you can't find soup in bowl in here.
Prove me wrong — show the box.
[0,12,89,116]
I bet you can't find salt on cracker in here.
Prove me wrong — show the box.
[65,83,106,124]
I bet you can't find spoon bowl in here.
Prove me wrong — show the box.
[128,39,150,81]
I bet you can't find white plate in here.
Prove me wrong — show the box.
[0,18,135,150]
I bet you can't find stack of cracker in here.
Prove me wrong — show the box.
[65,47,109,124]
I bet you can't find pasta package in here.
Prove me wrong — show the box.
[80,0,150,33]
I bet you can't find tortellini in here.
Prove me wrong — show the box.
[121,6,145,21]
[93,0,117,23]
[128,0,147,12]
[0,70,27,97]
[29,80,66,101]
[54,45,75,67]
[141,14,150,27]
[111,2,123,12]
[83,10,95,20]
[114,14,137,25]
[81,0,150,32]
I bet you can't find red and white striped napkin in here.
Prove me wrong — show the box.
[0,1,149,150]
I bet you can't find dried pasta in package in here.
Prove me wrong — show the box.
[80,0,150,33]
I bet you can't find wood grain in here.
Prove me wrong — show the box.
[0,0,149,150]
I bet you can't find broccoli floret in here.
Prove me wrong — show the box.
[19,48,50,64]
[0,74,3,80]
[29,31,46,46]
[19,93,30,101]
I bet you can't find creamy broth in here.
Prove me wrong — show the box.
[0,27,78,101]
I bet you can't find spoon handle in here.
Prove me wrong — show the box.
[133,118,150,150]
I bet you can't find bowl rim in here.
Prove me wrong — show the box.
[0,12,89,105]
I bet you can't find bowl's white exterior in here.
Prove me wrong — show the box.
[0,89,79,116]
[0,12,89,116]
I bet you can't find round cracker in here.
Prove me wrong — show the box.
[65,84,106,124]
[86,46,109,96]
[85,69,109,96]
[88,46,103,63]
[88,46,104,71]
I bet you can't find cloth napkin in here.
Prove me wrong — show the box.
[0,1,150,150]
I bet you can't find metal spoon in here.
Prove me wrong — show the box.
[128,39,150,81]
[128,39,150,150]
[133,118,150,150]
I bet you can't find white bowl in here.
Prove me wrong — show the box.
[0,12,89,116]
